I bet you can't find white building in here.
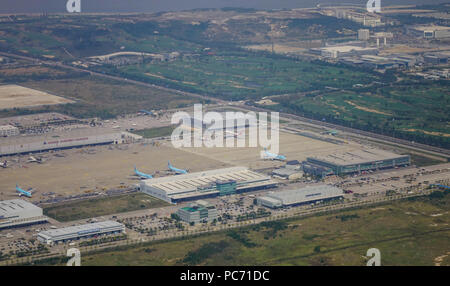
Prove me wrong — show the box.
[0,199,47,229]
[0,125,19,137]
[318,45,378,59]
[0,128,122,156]
[140,167,277,204]
[409,25,450,39]
[37,221,125,245]
[257,185,343,208]
[176,200,218,224]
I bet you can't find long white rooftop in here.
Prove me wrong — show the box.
[0,199,42,218]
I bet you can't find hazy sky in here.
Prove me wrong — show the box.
[0,0,446,14]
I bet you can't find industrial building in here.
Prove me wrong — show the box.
[37,221,125,245]
[0,125,19,137]
[423,53,449,65]
[313,45,378,59]
[181,111,257,132]
[271,168,303,180]
[0,128,123,156]
[285,160,301,170]
[307,149,410,176]
[176,200,218,224]
[358,29,370,41]
[408,25,450,39]
[340,54,418,70]
[140,166,277,203]
[0,199,48,229]
[257,185,343,209]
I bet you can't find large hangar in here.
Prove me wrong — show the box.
[37,220,125,245]
[0,128,122,156]
[140,167,277,203]
[306,149,410,176]
[0,199,48,229]
[257,185,343,209]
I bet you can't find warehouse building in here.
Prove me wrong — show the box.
[37,221,125,245]
[176,200,218,224]
[307,149,410,176]
[0,128,122,156]
[0,199,47,229]
[313,45,378,59]
[140,167,277,204]
[257,185,343,209]
[424,53,449,65]
[0,125,19,137]
[358,29,370,41]
[272,168,303,180]
[408,25,450,39]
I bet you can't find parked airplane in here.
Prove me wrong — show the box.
[168,161,188,174]
[224,128,245,139]
[27,156,43,164]
[321,130,339,136]
[139,110,155,116]
[133,166,153,179]
[16,184,33,198]
[261,148,286,161]
[0,160,7,168]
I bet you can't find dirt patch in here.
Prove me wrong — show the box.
[345,101,392,116]
[0,84,73,110]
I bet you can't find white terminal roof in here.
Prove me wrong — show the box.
[38,221,123,239]
[0,127,119,146]
[0,124,18,130]
[321,45,378,53]
[413,25,450,32]
[142,166,276,200]
[265,185,343,205]
[0,199,42,218]
[309,149,408,166]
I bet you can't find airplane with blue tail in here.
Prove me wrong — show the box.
[168,161,188,174]
[262,148,286,161]
[16,184,33,198]
[139,110,154,116]
[430,184,450,190]
[134,166,153,179]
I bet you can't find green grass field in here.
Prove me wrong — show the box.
[406,153,446,167]
[39,191,450,266]
[272,83,450,148]
[115,52,378,100]
[43,193,169,222]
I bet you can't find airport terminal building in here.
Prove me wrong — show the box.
[0,128,123,157]
[257,185,343,209]
[37,221,125,245]
[0,199,48,229]
[306,149,410,176]
[140,167,277,204]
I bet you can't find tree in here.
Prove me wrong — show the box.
[314,246,321,253]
